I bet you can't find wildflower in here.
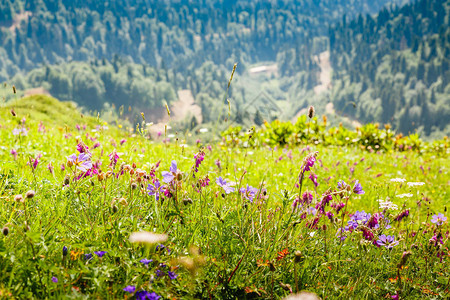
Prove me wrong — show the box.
[155,269,164,277]
[140,258,153,266]
[378,197,398,210]
[14,194,23,203]
[92,142,100,149]
[67,153,92,172]
[12,128,28,136]
[84,253,93,260]
[309,173,318,187]
[407,182,425,187]
[135,291,160,300]
[29,154,42,170]
[120,139,126,145]
[108,151,119,169]
[337,180,348,190]
[376,235,399,249]
[336,228,347,241]
[215,159,221,170]
[216,177,235,194]
[147,180,164,201]
[431,213,447,226]
[396,193,413,198]
[315,193,333,214]
[47,162,54,174]
[51,277,58,283]
[129,231,168,245]
[168,271,178,280]
[10,149,17,160]
[76,142,90,154]
[352,180,365,195]
[123,286,135,293]
[239,184,258,202]
[162,161,178,184]
[2,227,9,236]
[62,246,68,257]
[394,209,410,222]
[301,152,317,173]
[390,178,406,183]
[94,251,107,258]
[193,151,205,174]
[429,233,443,247]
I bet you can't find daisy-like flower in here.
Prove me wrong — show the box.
[431,213,447,226]
[407,182,425,187]
[396,193,413,198]
[129,231,168,245]
[390,178,406,183]
[162,161,178,183]
[377,235,399,249]
[216,177,235,194]
[378,197,398,210]
[67,153,92,172]
[239,184,258,202]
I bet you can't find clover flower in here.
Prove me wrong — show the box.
[239,184,258,202]
[216,177,235,194]
[376,235,399,249]
[431,213,447,226]
[67,153,92,172]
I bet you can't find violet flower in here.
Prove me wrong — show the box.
[123,285,135,293]
[431,213,447,226]
[309,173,318,187]
[377,235,399,249]
[135,291,160,300]
[239,184,258,202]
[94,251,107,258]
[147,180,164,201]
[162,161,178,183]
[216,177,235,194]
[67,153,92,172]
[353,180,365,195]
[140,258,153,266]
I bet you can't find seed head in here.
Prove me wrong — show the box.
[308,106,315,119]
[294,251,303,263]
[14,194,24,203]
[2,227,9,236]
[10,109,16,117]
[25,190,35,199]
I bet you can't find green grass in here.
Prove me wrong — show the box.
[0,96,448,299]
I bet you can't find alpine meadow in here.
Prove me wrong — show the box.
[0,0,449,299]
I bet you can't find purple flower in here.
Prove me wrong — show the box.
[94,251,107,258]
[47,162,54,174]
[239,184,258,202]
[10,149,17,160]
[135,291,160,300]
[302,155,316,172]
[109,151,119,168]
[123,285,135,293]
[51,276,58,283]
[156,244,166,252]
[431,213,447,226]
[193,151,205,174]
[62,246,68,256]
[352,180,365,195]
[29,154,42,170]
[168,271,178,280]
[155,269,164,277]
[76,142,90,154]
[67,153,92,172]
[12,128,28,136]
[84,253,93,260]
[309,173,318,187]
[336,228,347,241]
[216,177,235,194]
[337,180,347,190]
[377,235,399,249]
[147,180,164,201]
[162,161,178,183]
[120,139,126,145]
[140,258,153,266]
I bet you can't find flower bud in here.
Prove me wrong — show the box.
[131,182,138,190]
[14,194,24,203]
[64,175,70,185]
[25,190,35,199]
[308,106,315,119]
[112,205,118,213]
[2,227,9,236]
[294,251,303,263]
[63,246,68,256]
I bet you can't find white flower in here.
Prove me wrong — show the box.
[378,197,398,210]
[407,182,425,187]
[396,193,413,198]
[390,178,406,183]
[129,231,168,245]
[199,128,208,133]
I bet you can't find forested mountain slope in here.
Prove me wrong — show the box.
[329,0,450,136]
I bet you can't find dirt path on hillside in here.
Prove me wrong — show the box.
[313,51,331,95]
